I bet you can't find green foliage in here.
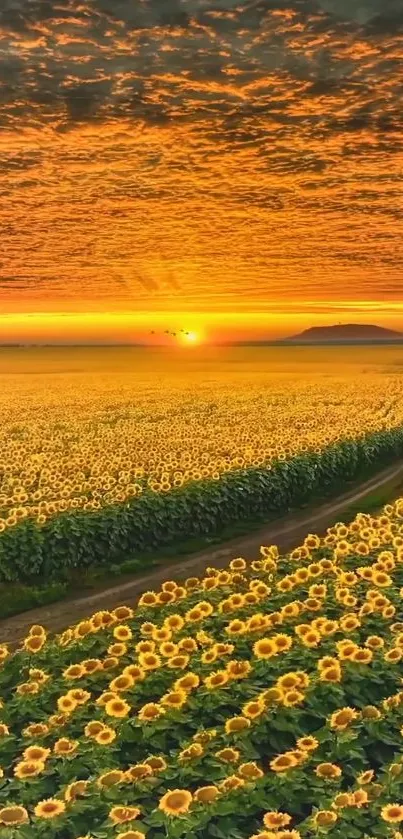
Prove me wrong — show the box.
[0,427,402,586]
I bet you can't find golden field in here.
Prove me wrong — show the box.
[1,494,403,836]
[1,345,403,533]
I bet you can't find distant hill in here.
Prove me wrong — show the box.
[282,324,403,344]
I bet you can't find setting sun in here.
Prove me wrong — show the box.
[180,330,200,345]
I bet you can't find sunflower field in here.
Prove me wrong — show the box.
[2,495,403,838]
[3,347,403,585]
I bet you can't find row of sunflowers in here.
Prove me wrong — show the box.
[2,496,403,837]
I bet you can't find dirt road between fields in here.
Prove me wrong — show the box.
[1,460,403,644]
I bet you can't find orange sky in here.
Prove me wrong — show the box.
[1,0,402,343]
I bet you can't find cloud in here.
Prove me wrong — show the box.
[0,0,402,314]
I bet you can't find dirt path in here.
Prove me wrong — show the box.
[1,460,403,644]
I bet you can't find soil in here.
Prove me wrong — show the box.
[1,460,402,645]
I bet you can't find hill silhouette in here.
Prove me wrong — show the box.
[283,323,403,344]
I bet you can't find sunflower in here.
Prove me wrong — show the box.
[225,716,251,734]
[158,590,176,605]
[185,607,203,623]
[332,793,351,808]
[277,578,294,593]
[152,627,171,643]
[282,690,305,708]
[107,643,127,657]
[365,635,384,650]
[57,695,77,714]
[273,634,292,652]
[145,755,167,772]
[96,690,119,706]
[351,648,373,665]
[115,832,144,839]
[194,785,220,803]
[193,729,217,745]
[263,812,292,829]
[238,761,264,779]
[123,665,145,682]
[315,763,342,780]
[138,653,161,671]
[105,698,131,718]
[34,799,66,819]
[109,806,141,824]
[22,723,49,738]
[103,657,120,671]
[140,621,156,636]
[174,673,200,692]
[372,571,393,587]
[281,603,300,619]
[160,642,179,658]
[262,687,283,705]
[0,806,29,826]
[48,713,68,728]
[53,738,79,756]
[23,635,45,653]
[329,707,357,730]
[64,780,89,802]
[296,735,319,752]
[95,727,117,745]
[352,789,368,807]
[63,664,85,680]
[126,763,153,781]
[179,743,204,761]
[301,630,321,648]
[277,673,300,691]
[167,654,189,670]
[313,811,337,827]
[319,665,342,683]
[14,760,45,779]
[201,649,217,665]
[22,745,50,762]
[253,638,276,659]
[230,557,247,571]
[242,700,266,719]
[112,606,134,621]
[109,675,135,692]
[215,747,240,763]
[84,721,105,737]
[385,648,403,663]
[204,671,229,690]
[29,668,49,683]
[138,591,158,607]
[317,656,339,672]
[137,703,165,722]
[226,660,252,679]
[178,638,198,653]
[381,804,403,823]
[270,754,298,772]
[164,614,185,632]
[98,770,126,788]
[158,789,193,816]
[161,690,187,710]
[336,641,358,660]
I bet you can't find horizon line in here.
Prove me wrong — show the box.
[2,340,403,348]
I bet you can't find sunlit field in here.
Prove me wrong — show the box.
[1,345,403,533]
[2,493,403,836]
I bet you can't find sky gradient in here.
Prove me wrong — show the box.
[1,0,402,342]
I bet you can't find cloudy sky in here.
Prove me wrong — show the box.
[0,0,402,341]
